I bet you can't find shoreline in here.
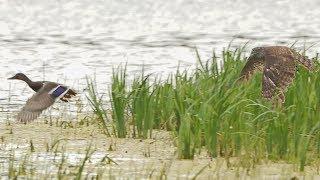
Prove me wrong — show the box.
[0,120,319,179]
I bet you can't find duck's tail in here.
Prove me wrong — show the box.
[60,89,77,102]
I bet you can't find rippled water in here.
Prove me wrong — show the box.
[1,0,320,120]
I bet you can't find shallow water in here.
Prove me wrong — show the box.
[1,1,320,178]
[1,122,319,179]
[1,0,320,120]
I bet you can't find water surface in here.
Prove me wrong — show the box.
[1,0,320,120]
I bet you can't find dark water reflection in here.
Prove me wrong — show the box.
[1,0,320,120]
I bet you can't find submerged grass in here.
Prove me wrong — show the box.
[87,46,320,170]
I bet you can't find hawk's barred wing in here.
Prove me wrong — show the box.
[262,55,296,102]
[239,53,265,81]
[291,50,314,71]
[239,46,315,103]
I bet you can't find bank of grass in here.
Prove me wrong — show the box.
[87,47,320,170]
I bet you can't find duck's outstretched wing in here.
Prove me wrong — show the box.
[239,52,265,81]
[262,55,296,102]
[17,82,69,123]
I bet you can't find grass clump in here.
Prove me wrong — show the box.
[86,78,112,136]
[87,46,320,170]
[130,74,158,138]
[110,66,128,138]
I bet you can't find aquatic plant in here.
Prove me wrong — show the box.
[86,46,320,170]
[130,74,156,138]
[75,144,95,180]
[110,66,128,138]
[86,77,112,136]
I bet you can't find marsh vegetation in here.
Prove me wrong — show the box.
[88,46,320,171]
[2,46,320,179]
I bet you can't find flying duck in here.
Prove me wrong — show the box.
[239,46,314,102]
[8,73,77,123]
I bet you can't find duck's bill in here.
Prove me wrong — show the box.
[7,76,15,80]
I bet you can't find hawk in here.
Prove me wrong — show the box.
[239,46,314,102]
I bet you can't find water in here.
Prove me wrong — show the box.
[1,0,320,120]
[1,0,320,177]
[1,123,317,178]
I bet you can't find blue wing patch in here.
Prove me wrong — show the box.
[51,86,68,98]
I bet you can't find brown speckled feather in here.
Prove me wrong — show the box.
[262,55,296,102]
[291,50,314,71]
[240,46,314,103]
[239,52,265,81]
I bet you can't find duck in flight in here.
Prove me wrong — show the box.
[239,46,314,103]
[8,73,77,123]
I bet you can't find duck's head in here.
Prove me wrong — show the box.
[8,73,29,81]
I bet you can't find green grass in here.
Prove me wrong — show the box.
[110,66,128,138]
[75,143,95,180]
[130,74,157,138]
[86,77,112,136]
[87,46,320,170]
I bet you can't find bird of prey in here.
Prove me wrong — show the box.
[239,46,314,103]
[8,73,77,123]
